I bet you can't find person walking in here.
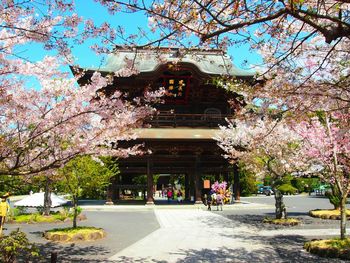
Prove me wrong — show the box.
[207,192,212,211]
[216,190,224,211]
[177,189,183,203]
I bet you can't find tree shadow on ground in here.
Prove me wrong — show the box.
[173,235,346,263]
[107,256,167,263]
[33,235,347,263]
[35,242,111,262]
[220,213,339,231]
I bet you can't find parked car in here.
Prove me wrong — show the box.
[258,186,274,196]
[263,186,274,196]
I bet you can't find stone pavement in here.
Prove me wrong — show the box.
[5,196,349,262]
[108,209,345,263]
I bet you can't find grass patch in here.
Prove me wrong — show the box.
[46,226,100,234]
[44,226,106,242]
[304,238,350,259]
[263,217,300,226]
[309,209,350,220]
[11,213,71,223]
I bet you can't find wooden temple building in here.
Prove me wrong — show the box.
[73,47,254,205]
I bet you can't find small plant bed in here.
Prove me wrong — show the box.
[8,211,86,224]
[263,217,300,226]
[309,209,350,220]
[44,226,106,242]
[304,238,350,260]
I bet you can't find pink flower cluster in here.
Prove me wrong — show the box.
[211,181,227,193]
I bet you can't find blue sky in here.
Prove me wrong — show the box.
[25,0,261,73]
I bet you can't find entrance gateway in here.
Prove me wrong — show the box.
[72,47,254,204]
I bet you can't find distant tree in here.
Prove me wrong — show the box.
[295,113,350,239]
[215,117,307,219]
[57,156,116,228]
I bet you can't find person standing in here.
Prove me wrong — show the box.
[0,193,10,235]
[167,188,173,203]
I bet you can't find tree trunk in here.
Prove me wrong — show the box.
[233,163,241,202]
[43,179,52,216]
[326,184,341,210]
[340,195,347,239]
[72,195,78,228]
[274,189,287,219]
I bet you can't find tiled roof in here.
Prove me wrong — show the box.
[94,47,255,77]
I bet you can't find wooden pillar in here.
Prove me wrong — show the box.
[233,163,241,202]
[194,157,202,204]
[146,159,154,205]
[105,181,114,205]
[114,174,120,201]
[185,173,190,201]
[224,171,229,184]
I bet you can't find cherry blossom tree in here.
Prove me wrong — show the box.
[103,0,349,45]
[0,1,164,176]
[295,113,350,239]
[215,116,307,219]
[93,1,350,112]
[0,1,165,216]
[0,69,160,176]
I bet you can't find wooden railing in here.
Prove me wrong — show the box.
[146,111,231,128]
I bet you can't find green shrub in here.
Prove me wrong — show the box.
[35,206,45,214]
[237,164,257,197]
[0,230,40,263]
[75,206,82,216]
[10,211,73,223]
[7,207,28,221]
[325,185,341,210]
[278,184,298,195]
[304,238,350,260]
[291,178,306,193]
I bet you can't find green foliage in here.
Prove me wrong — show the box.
[0,230,40,263]
[278,184,298,195]
[304,238,350,260]
[238,165,257,197]
[290,178,307,193]
[46,226,102,234]
[169,175,183,186]
[75,206,82,216]
[0,174,55,197]
[9,207,27,218]
[325,185,341,210]
[57,155,116,200]
[35,206,45,214]
[57,156,115,228]
[263,217,300,225]
[264,176,272,186]
[292,177,321,193]
[132,174,160,185]
[132,175,146,185]
[9,210,74,223]
[202,175,216,182]
[44,226,106,242]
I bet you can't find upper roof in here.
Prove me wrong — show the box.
[94,47,255,77]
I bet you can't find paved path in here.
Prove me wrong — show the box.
[5,196,349,262]
[108,209,340,263]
